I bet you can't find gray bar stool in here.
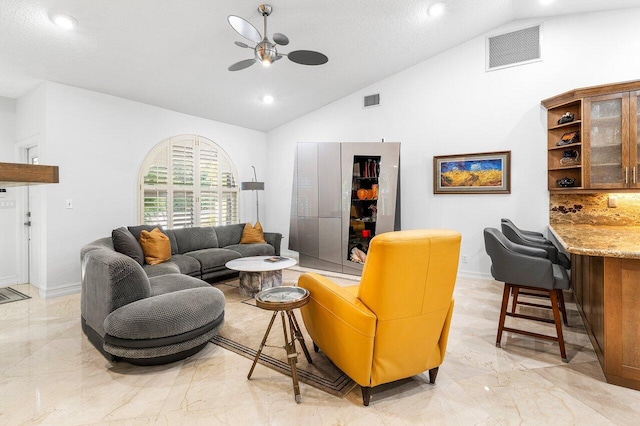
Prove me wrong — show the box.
[484,228,570,361]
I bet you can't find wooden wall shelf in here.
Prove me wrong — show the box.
[0,162,59,187]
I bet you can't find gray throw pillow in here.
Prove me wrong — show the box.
[128,224,164,242]
[112,227,144,265]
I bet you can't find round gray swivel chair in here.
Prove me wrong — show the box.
[484,227,570,361]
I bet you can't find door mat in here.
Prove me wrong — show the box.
[210,281,357,398]
[0,287,31,305]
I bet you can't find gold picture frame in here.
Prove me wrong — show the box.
[433,151,511,194]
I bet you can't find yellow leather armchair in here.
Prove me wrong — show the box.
[298,229,461,406]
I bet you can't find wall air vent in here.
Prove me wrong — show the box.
[487,25,541,71]
[363,94,380,108]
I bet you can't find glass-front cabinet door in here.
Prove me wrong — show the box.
[631,91,640,188]
[584,92,630,189]
[346,155,380,265]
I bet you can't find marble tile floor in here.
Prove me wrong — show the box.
[2,272,640,425]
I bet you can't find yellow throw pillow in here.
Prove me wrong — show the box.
[139,227,171,265]
[240,222,266,244]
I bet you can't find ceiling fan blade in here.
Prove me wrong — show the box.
[234,41,252,49]
[228,15,262,43]
[273,33,289,46]
[228,58,256,71]
[287,50,328,66]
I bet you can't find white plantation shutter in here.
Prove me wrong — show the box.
[143,189,169,227]
[172,140,194,187]
[200,191,219,226]
[220,192,238,225]
[139,135,239,227]
[172,190,195,228]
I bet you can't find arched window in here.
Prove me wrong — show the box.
[139,134,239,228]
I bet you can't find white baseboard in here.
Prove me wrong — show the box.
[457,270,493,281]
[0,275,18,287]
[40,281,81,299]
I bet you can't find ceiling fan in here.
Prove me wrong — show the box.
[227,4,328,71]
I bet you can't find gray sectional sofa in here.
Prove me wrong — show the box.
[80,223,282,365]
[140,223,282,281]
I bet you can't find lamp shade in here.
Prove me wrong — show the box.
[240,181,264,191]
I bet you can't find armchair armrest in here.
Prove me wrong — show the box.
[263,232,282,255]
[510,242,548,258]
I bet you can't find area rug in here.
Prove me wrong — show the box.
[210,280,357,398]
[0,287,31,305]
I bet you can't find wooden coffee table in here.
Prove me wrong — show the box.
[225,256,297,298]
[248,286,313,403]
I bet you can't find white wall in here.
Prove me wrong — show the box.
[17,82,267,297]
[0,96,17,286]
[0,96,16,160]
[265,8,640,278]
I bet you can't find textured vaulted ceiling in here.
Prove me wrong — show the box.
[0,0,638,132]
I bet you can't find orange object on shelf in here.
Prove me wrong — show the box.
[371,184,378,199]
[357,188,368,200]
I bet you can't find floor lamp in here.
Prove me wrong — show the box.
[240,166,264,222]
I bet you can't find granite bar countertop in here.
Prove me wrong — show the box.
[549,224,640,259]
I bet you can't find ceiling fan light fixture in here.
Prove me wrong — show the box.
[50,13,78,30]
[227,4,328,71]
[427,2,446,17]
[255,40,277,66]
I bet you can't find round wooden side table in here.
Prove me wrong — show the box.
[248,286,313,403]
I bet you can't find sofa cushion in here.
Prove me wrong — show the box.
[140,228,172,265]
[240,222,266,244]
[143,262,181,278]
[112,227,144,265]
[104,287,225,341]
[213,223,245,248]
[226,243,275,257]
[128,224,165,242]
[163,229,179,255]
[173,227,218,254]
[186,248,241,271]
[169,254,201,276]
[149,273,211,297]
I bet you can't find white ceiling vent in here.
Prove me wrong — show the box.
[363,94,380,108]
[486,25,541,71]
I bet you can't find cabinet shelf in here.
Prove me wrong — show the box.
[548,143,582,151]
[550,186,584,191]
[548,120,582,130]
[351,198,378,202]
[549,165,582,171]
[591,163,621,167]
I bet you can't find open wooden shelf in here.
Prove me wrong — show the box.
[0,162,59,187]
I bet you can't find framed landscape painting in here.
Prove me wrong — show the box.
[433,151,511,194]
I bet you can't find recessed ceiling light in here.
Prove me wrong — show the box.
[427,2,446,17]
[50,13,78,30]
[262,95,274,104]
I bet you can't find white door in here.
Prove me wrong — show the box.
[26,147,42,287]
